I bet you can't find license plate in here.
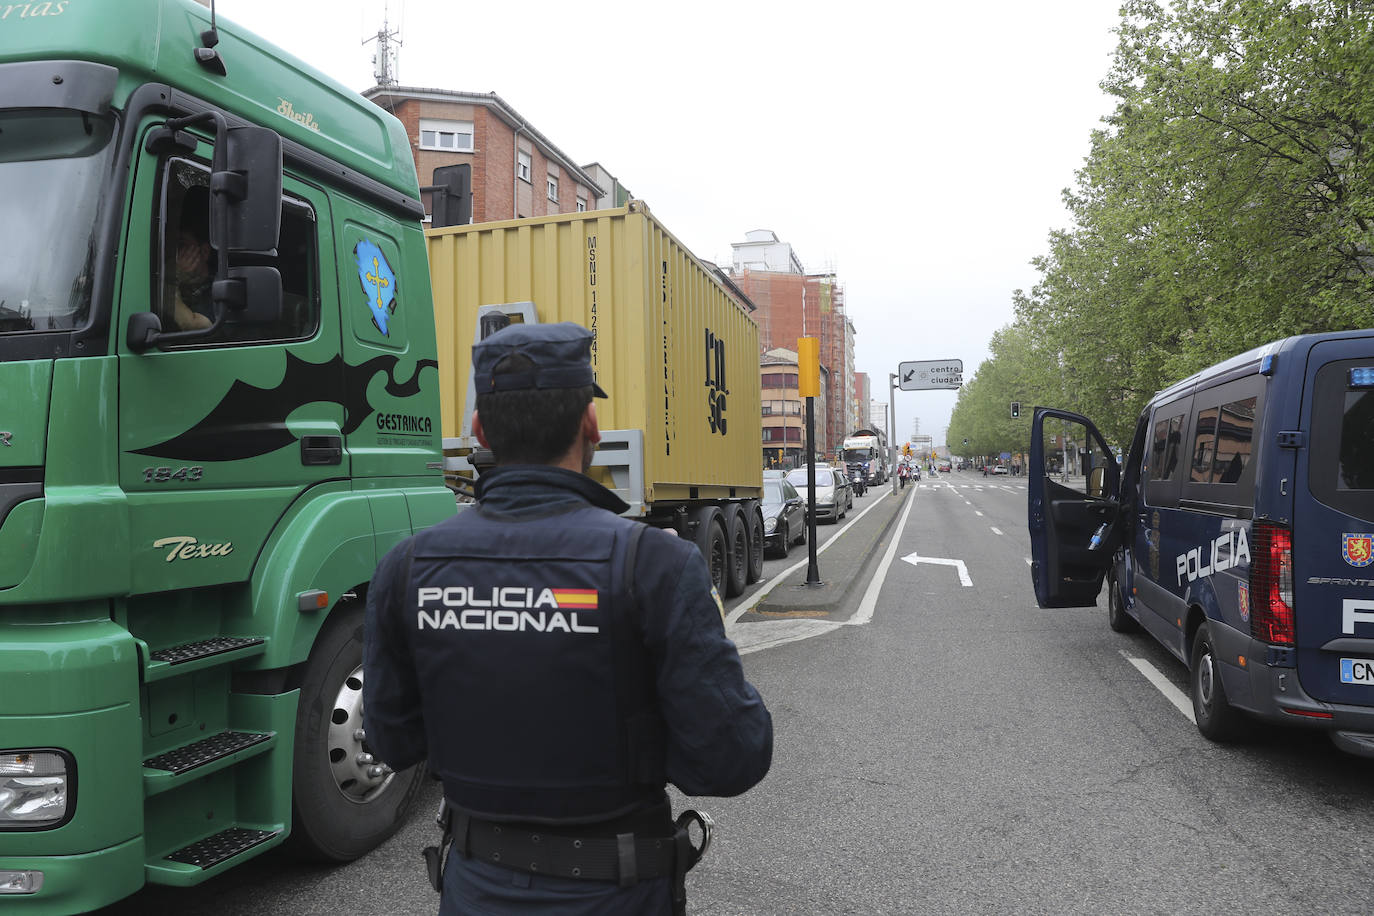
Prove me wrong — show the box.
[1340,658,1374,685]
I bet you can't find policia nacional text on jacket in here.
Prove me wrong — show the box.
[363,321,774,914]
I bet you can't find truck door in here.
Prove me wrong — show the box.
[1028,408,1120,608]
[1293,337,1374,705]
[117,146,343,594]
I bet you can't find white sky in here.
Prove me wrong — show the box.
[217,0,1122,449]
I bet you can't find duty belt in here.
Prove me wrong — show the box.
[424,800,713,915]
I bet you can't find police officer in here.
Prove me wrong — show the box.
[363,321,773,915]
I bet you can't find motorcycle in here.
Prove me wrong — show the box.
[850,470,866,497]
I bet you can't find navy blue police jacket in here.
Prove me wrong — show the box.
[363,464,773,827]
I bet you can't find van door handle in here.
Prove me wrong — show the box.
[301,435,343,466]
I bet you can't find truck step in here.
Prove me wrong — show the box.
[164,826,279,869]
[144,636,266,682]
[143,730,272,775]
[151,636,265,664]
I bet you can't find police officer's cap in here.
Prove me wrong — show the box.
[472,321,608,398]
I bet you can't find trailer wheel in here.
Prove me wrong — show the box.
[723,505,749,599]
[746,503,764,583]
[691,508,728,596]
[286,599,426,862]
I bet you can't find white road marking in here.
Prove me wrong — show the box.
[1119,650,1196,723]
[732,485,920,653]
[1024,557,1033,566]
[725,489,896,627]
[990,526,1004,536]
[975,510,984,517]
[901,551,972,587]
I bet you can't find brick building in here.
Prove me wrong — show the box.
[730,268,850,457]
[362,87,603,223]
[853,371,872,430]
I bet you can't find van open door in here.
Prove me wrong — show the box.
[1029,408,1122,608]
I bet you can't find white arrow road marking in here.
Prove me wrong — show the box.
[901,551,972,587]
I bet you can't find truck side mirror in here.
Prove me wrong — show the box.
[211,124,282,254]
[1088,465,1107,499]
[216,266,283,324]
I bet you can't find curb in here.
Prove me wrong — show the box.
[746,485,911,619]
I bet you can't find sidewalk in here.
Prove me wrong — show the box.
[734,483,911,623]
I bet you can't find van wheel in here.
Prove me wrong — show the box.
[286,600,426,861]
[746,505,765,583]
[1190,622,1249,743]
[1107,568,1137,633]
[724,507,749,598]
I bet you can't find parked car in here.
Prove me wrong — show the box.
[761,478,807,557]
[763,468,786,480]
[785,465,847,523]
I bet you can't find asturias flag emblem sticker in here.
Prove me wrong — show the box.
[1343,534,1374,568]
[355,239,397,335]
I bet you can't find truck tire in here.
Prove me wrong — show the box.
[1189,621,1249,743]
[286,599,426,862]
[723,505,749,599]
[690,507,728,596]
[746,503,764,583]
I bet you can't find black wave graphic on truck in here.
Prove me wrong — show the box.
[132,351,439,461]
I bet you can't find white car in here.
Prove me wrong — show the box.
[785,465,846,523]
[992,465,1010,475]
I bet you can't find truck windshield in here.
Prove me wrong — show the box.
[843,447,874,461]
[0,109,115,336]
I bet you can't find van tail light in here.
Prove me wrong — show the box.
[1251,522,1295,645]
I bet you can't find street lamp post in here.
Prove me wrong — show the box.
[889,373,898,496]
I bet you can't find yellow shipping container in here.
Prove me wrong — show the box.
[427,202,762,511]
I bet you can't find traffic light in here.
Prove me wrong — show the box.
[1010,401,1020,419]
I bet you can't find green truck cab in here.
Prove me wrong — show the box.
[0,2,452,910]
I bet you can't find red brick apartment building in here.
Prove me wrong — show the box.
[731,270,849,456]
[363,87,603,223]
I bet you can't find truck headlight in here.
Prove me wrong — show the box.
[0,751,70,828]
[764,517,777,534]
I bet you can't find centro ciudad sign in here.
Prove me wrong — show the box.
[897,359,963,390]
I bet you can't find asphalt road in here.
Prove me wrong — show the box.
[97,473,1374,914]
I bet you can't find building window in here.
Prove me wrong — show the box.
[419,118,474,152]
[576,196,587,212]
[517,150,531,183]
[547,174,559,202]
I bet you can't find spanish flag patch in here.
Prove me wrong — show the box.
[550,588,599,609]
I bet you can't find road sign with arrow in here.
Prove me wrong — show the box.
[897,359,963,391]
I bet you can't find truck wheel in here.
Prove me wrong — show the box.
[691,509,728,596]
[1190,621,1249,743]
[1107,568,1138,633]
[723,506,749,599]
[746,505,765,584]
[286,600,426,862]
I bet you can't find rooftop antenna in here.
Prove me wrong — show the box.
[363,5,402,88]
[194,0,227,76]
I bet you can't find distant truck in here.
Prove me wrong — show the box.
[842,429,889,484]
[429,203,767,600]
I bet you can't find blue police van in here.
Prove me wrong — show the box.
[1028,329,1374,757]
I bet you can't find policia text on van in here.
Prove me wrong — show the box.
[1028,329,1374,759]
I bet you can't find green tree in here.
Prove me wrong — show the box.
[1013,0,1374,442]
